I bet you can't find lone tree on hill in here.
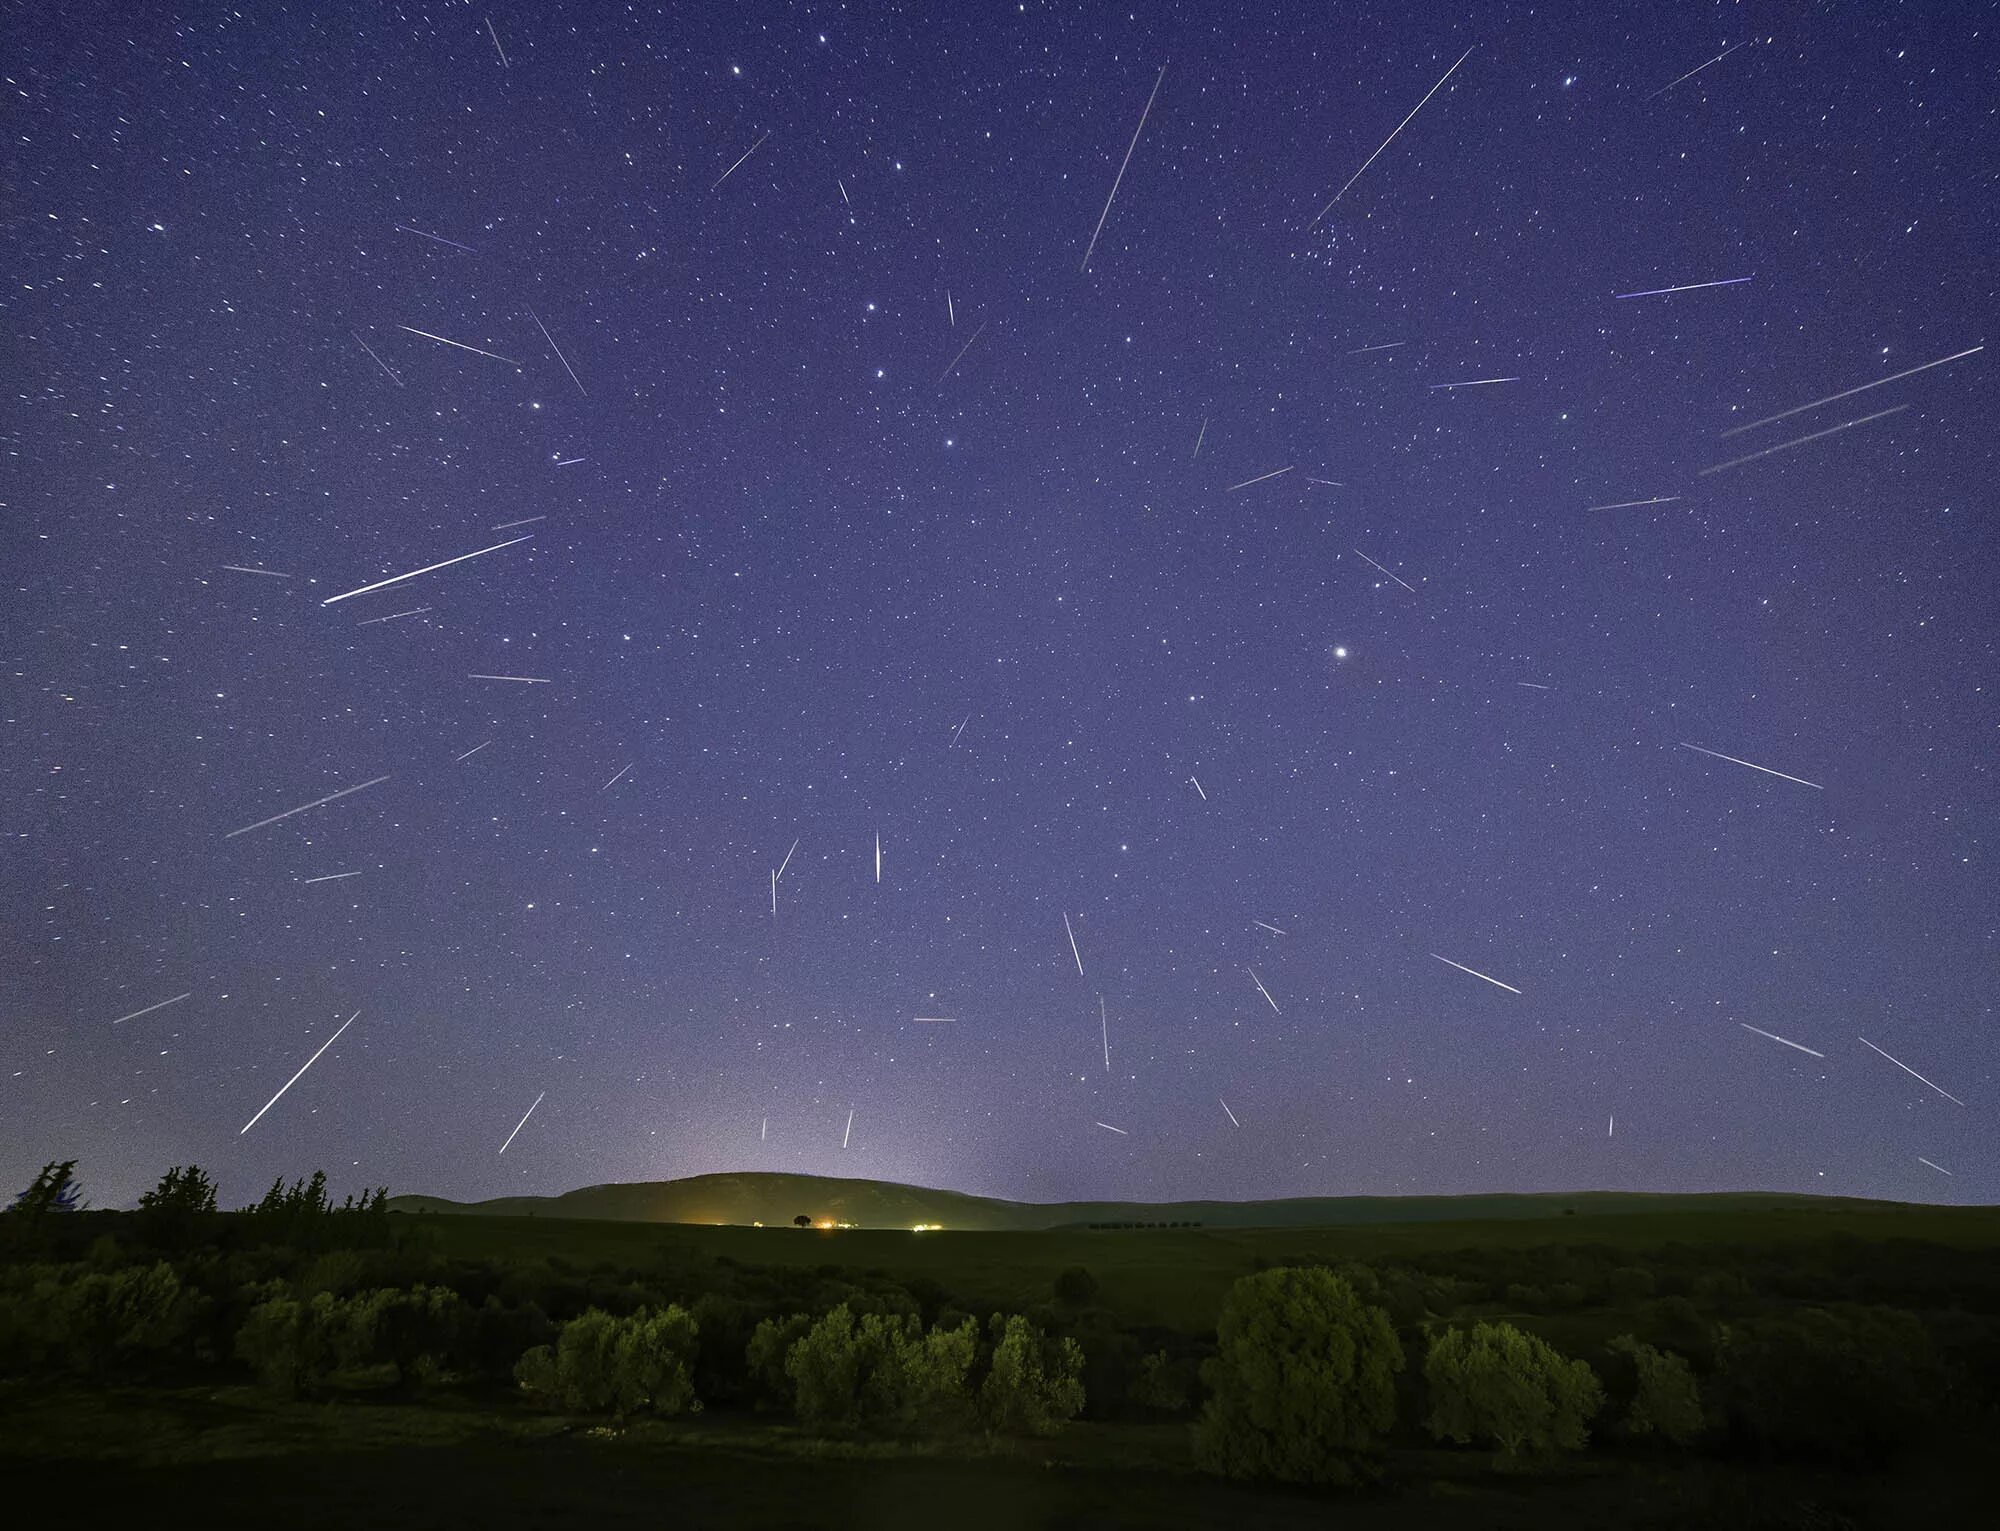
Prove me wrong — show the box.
[793,1214,812,1228]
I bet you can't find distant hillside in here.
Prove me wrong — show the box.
[388,1172,1895,1232]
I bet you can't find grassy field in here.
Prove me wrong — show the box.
[405,1199,2000,1331]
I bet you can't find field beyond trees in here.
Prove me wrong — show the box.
[4,1165,1995,1529]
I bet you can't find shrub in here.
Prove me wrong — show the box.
[782,1303,979,1433]
[1193,1267,1404,1483]
[981,1313,1086,1437]
[1717,1305,1944,1462]
[1053,1266,1099,1306]
[1130,1348,1194,1413]
[1424,1321,1604,1461]
[747,1311,813,1409]
[1608,1335,1703,1445]
[515,1304,700,1417]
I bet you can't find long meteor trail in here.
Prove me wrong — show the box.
[1646,40,1751,102]
[352,331,404,385]
[528,308,586,396]
[1310,46,1472,226]
[1615,276,1752,299]
[109,992,191,1026]
[1586,495,1681,511]
[1720,345,1982,438]
[499,1093,545,1154]
[1064,912,1085,978]
[396,325,519,365]
[1679,742,1823,790]
[320,535,533,605]
[1225,465,1293,492]
[239,1010,360,1135]
[713,131,770,190]
[1248,969,1280,1014]
[1859,1036,1966,1107]
[1220,1099,1240,1128]
[1739,1022,1825,1059]
[1430,953,1521,994]
[1353,548,1416,592]
[224,775,391,839]
[1100,996,1111,1073]
[1081,63,1167,272]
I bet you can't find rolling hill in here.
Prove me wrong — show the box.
[387,1172,1900,1232]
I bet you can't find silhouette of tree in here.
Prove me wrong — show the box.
[9,1160,85,1215]
[794,1214,812,1228]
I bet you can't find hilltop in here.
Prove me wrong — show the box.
[387,1172,1898,1232]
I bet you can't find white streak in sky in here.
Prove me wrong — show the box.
[601,762,633,791]
[396,325,520,366]
[393,225,476,253]
[221,565,292,578]
[837,179,850,205]
[1918,1156,1951,1177]
[492,516,547,530]
[842,1107,855,1149]
[1516,681,1553,690]
[1192,418,1208,460]
[761,1116,768,1141]
[109,992,190,1026]
[1095,1121,1128,1136]
[777,837,800,880]
[356,606,432,625]
[224,775,391,839]
[454,740,493,762]
[555,458,585,467]
[1430,953,1522,994]
[936,321,986,385]
[914,1016,957,1024]
[484,17,509,68]
[239,1010,360,1135]
[1720,345,1983,438]
[1699,406,1908,476]
[1615,276,1752,299]
[492,1095,540,1159]
[300,871,363,885]
[1430,376,1519,389]
[1608,1114,1615,1138]
[351,330,404,385]
[1248,969,1280,1014]
[1190,776,1207,801]
[1586,495,1681,511]
[950,714,971,747]
[875,833,882,884]
[469,674,551,684]
[1100,996,1111,1073]
[1309,46,1473,225]
[1738,1022,1825,1059]
[1220,1099,1240,1128]
[1064,912,1085,978]
[1645,40,1751,102]
[1679,742,1823,791]
[1859,1036,1966,1107]
[529,308,586,397]
[713,131,770,190]
[1225,465,1293,492]
[320,534,533,605]
[1348,341,1405,354]
[499,1093,547,1155]
[1352,548,1416,592]
[1081,64,1167,272]
[1252,919,1286,936]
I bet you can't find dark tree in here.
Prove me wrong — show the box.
[9,1159,86,1215]
[794,1214,812,1227]
[139,1164,218,1217]
[1053,1265,1099,1306]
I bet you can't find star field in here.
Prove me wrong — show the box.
[4,2,1995,1210]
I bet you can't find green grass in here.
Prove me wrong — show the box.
[409,1201,2000,1330]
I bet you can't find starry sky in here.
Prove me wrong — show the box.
[6,2,1995,1212]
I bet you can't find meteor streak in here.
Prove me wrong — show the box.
[1064,912,1085,977]
[320,534,533,605]
[109,992,190,1026]
[1220,1099,1240,1128]
[1699,406,1908,476]
[224,775,391,839]
[395,325,519,365]
[1430,953,1522,994]
[239,1010,360,1135]
[1738,1022,1825,1059]
[500,1093,547,1155]
[1720,345,1983,438]
[1080,64,1166,272]
[1309,46,1473,225]
[1248,969,1280,1014]
[1679,742,1823,791]
[1225,465,1293,492]
[1859,1036,1966,1107]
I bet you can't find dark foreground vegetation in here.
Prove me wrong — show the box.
[3,1160,1996,1528]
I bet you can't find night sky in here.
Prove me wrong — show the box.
[6,3,1995,1212]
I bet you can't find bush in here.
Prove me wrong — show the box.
[236,1284,466,1394]
[981,1313,1086,1437]
[747,1311,813,1409]
[782,1303,979,1433]
[1193,1267,1404,1483]
[1424,1321,1604,1461]
[1717,1305,1944,1462]
[1130,1348,1194,1413]
[1053,1266,1099,1306]
[1608,1335,1703,1444]
[515,1304,700,1417]
[6,1261,210,1378]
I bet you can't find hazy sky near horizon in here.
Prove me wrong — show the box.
[6,1,1995,1210]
